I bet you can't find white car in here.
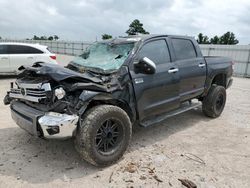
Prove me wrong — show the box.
[0,42,57,75]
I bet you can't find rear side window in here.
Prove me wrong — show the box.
[0,45,8,54]
[138,39,170,65]
[172,39,197,60]
[8,45,43,54]
[46,47,52,53]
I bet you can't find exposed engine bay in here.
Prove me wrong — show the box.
[4,62,135,139]
[6,62,128,113]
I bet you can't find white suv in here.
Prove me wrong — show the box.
[0,43,58,75]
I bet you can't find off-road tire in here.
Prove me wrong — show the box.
[75,105,132,166]
[202,85,226,118]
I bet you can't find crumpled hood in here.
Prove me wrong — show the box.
[18,62,103,83]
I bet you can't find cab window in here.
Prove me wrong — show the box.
[138,39,171,65]
[172,38,197,60]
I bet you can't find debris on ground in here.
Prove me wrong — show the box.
[182,153,206,165]
[142,166,155,174]
[153,175,163,183]
[139,175,147,180]
[178,178,197,188]
[124,162,138,173]
[109,171,114,183]
[169,181,173,186]
[65,167,74,170]
[124,179,134,183]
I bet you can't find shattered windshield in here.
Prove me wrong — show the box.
[71,42,135,73]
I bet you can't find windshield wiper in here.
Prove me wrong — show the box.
[66,62,81,71]
[115,54,123,59]
[67,62,98,75]
[67,62,117,75]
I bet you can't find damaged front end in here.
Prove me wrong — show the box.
[4,62,126,139]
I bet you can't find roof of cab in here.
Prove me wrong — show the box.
[100,34,195,44]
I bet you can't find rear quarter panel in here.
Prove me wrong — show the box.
[204,56,233,89]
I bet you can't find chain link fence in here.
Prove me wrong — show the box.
[200,44,250,77]
[1,39,250,77]
[0,39,92,56]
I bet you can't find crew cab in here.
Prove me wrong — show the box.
[0,42,57,75]
[4,35,233,166]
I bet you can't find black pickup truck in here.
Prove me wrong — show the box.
[4,35,233,166]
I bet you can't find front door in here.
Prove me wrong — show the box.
[130,38,180,121]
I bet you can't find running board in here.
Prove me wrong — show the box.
[140,101,202,127]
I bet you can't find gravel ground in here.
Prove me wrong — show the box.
[0,77,249,188]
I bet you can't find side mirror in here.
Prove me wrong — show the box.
[134,57,156,74]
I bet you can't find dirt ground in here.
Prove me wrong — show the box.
[0,77,249,188]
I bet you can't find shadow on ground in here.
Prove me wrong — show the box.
[0,107,211,184]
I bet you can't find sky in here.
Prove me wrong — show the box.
[0,0,250,44]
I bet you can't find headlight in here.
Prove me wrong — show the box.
[54,87,66,100]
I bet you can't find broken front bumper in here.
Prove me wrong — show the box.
[10,101,78,139]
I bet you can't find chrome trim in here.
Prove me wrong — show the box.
[143,57,156,69]
[9,93,46,102]
[41,83,51,91]
[198,63,206,68]
[38,112,79,139]
[9,82,51,103]
[16,82,43,89]
[168,68,179,73]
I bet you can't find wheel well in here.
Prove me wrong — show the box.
[86,99,135,123]
[211,74,227,88]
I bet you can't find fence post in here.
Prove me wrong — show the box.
[56,41,59,54]
[64,42,66,55]
[244,49,250,77]
[208,47,211,56]
[207,47,215,56]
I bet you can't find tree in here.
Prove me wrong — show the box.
[40,36,47,40]
[32,35,59,41]
[33,35,40,40]
[219,32,238,45]
[197,32,239,45]
[210,35,220,44]
[48,36,54,40]
[0,36,1,40]
[197,33,210,44]
[54,35,59,40]
[126,19,149,35]
[102,34,112,40]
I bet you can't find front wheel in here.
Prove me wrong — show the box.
[202,85,226,118]
[75,105,132,166]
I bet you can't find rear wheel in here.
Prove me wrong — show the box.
[75,105,132,166]
[202,85,226,118]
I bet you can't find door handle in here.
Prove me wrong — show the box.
[168,68,179,73]
[27,57,34,59]
[198,63,206,68]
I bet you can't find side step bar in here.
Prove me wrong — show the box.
[140,101,202,127]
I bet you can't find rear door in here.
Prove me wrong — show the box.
[130,38,180,121]
[170,38,206,101]
[8,45,43,72]
[0,45,10,73]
